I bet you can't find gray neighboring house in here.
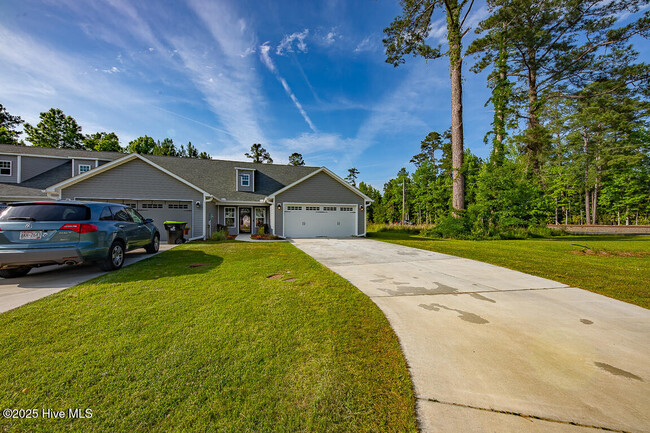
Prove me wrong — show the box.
[0,144,372,241]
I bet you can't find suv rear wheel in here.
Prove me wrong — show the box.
[100,240,125,271]
[0,266,32,279]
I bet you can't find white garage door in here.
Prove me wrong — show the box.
[284,204,356,238]
[137,201,192,241]
[79,199,192,241]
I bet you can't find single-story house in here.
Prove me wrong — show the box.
[0,144,372,240]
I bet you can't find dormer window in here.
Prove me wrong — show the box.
[241,174,250,187]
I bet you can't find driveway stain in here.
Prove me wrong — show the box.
[469,293,496,303]
[379,281,460,296]
[580,319,593,325]
[419,302,490,324]
[594,362,643,381]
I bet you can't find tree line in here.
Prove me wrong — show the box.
[355,0,649,229]
[0,105,210,159]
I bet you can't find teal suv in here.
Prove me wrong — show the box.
[0,201,160,278]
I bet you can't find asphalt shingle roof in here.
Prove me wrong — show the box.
[141,155,320,201]
[0,144,325,201]
[0,144,122,161]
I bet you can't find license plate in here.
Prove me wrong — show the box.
[20,231,43,240]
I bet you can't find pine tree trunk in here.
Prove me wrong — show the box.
[447,1,465,215]
[592,187,597,224]
[617,210,620,225]
[583,129,590,225]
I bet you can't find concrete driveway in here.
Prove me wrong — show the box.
[0,244,176,314]
[292,238,650,433]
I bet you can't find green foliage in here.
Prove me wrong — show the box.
[24,108,84,149]
[257,225,265,236]
[210,228,229,241]
[84,132,122,152]
[0,104,24,145]
[345,167,359,186]
[127,135,156,154]
[245,143,273,163]
[288,152,305,166]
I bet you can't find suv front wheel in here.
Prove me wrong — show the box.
[100,240,125,271]
[145,233,160,254]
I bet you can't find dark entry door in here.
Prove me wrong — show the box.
[239,208,252,233]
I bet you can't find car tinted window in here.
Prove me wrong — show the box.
[110,206,133,222]
[99,207,113,221]
[126,207,143,223]
[0,204,90,221]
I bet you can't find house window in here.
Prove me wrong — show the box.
[240,174,250,187]
[78,164,91,174]
[224,207,235,227]
[141,203,163,209]
[254,208,265,227]
[168,203,189,209]
[305,206,320,211]
[0,161,11,176]
[286,205,302,211]
[340,207,354,212]
[323,206,337,211]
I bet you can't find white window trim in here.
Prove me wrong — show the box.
[254,207,266,226]
[0,160,12,176]
[224,206,236,228]
[241,173,250,187]
[78,164,91,175]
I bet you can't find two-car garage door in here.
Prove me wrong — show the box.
[284,204,356,238]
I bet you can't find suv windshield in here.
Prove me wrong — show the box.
[0,204,91,221]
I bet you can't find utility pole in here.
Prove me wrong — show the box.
[402,179,405,224]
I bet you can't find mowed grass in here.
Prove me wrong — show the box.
[0,241,417,433]
[368,230,650,309]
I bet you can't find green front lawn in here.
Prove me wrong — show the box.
[0,242,417,432]
[369,230,650,309]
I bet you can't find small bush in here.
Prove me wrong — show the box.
[211,228,229,241]
[258,226,265,236]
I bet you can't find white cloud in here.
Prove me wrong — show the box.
[259,42,317,132]
[276,29,309,55]
[354,35,380,53]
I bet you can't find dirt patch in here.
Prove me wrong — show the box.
[569,249,649,257]
[267,274,284,280]
[283,278,297,282]
[188,263,210,268]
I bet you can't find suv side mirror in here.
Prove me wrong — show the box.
[144,218,154,224]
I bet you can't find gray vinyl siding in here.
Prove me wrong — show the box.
[60,159,204,239]
[274,172,366,236]
[0,155,18,183]
[21,156,67,182]
[236,169,255,192]
[72,159,97,176]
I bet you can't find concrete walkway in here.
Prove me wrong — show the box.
[292,238,650,433]
[0,244,176,314]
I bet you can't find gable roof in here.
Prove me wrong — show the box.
[0,183,49,199]
[45,152,322,201]
[140,155,319,201]
[266,167,373,202]
[0,143,123,161]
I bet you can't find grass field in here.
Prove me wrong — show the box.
[0,241,417,433]
[368,229,650,309]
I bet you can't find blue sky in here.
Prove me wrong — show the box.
[0,1,645,189]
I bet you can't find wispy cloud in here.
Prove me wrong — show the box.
[354,35,381,53]
[259,42,317,132]
[173,0,267,148]
[276,29,309,55]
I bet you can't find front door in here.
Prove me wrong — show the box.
[239,208,252,233]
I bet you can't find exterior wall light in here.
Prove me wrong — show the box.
[196,201,201,208]
[277,204,281,210]
[360,205,364,211]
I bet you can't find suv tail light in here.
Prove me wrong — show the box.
[60,223,98,233]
